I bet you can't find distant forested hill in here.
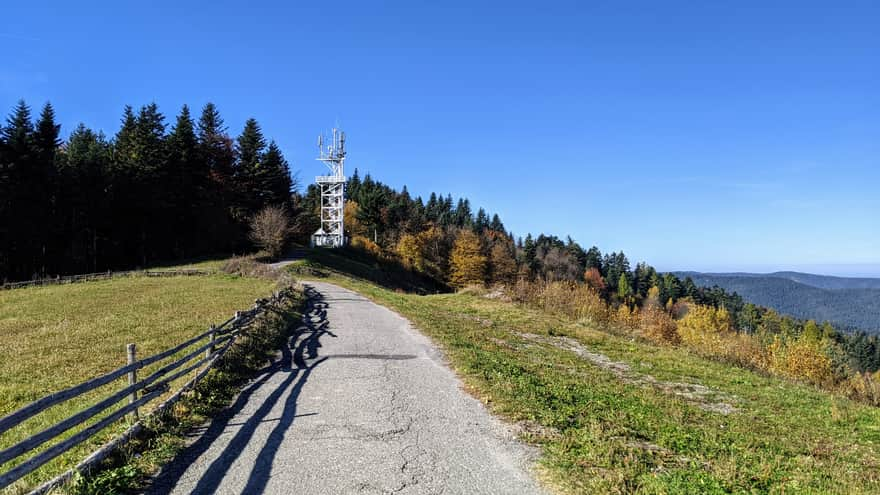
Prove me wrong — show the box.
[674,272,880,334]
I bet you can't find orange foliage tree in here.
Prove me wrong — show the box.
[584,267,606,294]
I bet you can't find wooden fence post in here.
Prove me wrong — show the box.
[206,325,216,360]
[126,344,138,421]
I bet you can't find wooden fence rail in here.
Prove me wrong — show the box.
[0,287,296,494]
[0,269,211,291]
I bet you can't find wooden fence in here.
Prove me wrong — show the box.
[0,286,297,494]
[0,269,211,291]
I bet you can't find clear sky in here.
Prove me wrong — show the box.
[3,1,878,276]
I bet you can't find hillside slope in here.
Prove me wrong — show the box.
[289,256,880,494]
[674,272,880,333]
[0,272,277,492]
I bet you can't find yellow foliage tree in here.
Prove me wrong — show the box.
[449,229,487,288]
[396,233,424,271]
[769,334,834,385]
[676,304,733,353]
[489,243,517,285]
[344,201,367,238]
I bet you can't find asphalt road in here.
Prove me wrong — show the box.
[148,281,545,494]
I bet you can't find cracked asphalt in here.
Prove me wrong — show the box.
[149,281,545,494]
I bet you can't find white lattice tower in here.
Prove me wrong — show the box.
[311,128,347,247]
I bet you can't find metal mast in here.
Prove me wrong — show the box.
[311,128,347,247]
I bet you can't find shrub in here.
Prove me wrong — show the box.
[676,304,733,353]
[768,336,835,386]
[838,371,880,406]
[351,235,383,259]
[248,205,292,259]
[639,306,679,344]
[220,256,296,288]
[614,304,639,331]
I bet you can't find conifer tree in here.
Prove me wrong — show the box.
[58,124,111,271]
[196,103,237,249]
[454,198,472,227]
[347,168,361,197]
[489,213,504,232]
[474,208,489,232]
[167,105,201,256]
[1,101,35,279]
[618,272,633,303]
[259,140,293,208]
[197,103,234,179]
[30,103,61,274]
[113,105,137,168]
[33,103,61,164]
[234,118,267,216]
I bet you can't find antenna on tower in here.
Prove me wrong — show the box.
[310,127,347,248]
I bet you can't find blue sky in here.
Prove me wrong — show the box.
[3,1,878,276]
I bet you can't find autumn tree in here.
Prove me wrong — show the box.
[396,233,424,271]
[344,200,367,238]
[584,267,606,294]
[449,229,487,288]
[489,242,517,285]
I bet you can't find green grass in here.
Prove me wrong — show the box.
[294,246,449,294]
[294,256,880,494]
[0,272,276,493]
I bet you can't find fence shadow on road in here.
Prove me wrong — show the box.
[146,285,336,494]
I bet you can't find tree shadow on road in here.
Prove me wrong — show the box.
[146,285,335,494]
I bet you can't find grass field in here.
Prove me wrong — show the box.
[0,272,276,493]
[291,254,880,494]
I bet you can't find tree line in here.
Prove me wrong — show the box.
[302,173,879,377]
[0,100,294,281]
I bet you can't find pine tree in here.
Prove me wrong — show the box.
[196,103,237,250]
[30,103,61,274]
[454,198,472,227]
[58,124,111,271]
[113,105,137,168]
[0,115,8,278]
[3,100,34,158]
[234,118,267,216]
[617,272,633,303]
[425,192,439,222]
[347,168,361,199]
[134,103,167,176]
[167,105,201,256]
[33,103,61,164]
[584,246,603,271]
[356,187,386,239]
[489,213,504,232]
[259,140,293,208]
[1,101,35,279]
[474,208,489,232]
[197,103,235,179]
[523,233,537,271]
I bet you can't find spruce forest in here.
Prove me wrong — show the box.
[0,100,293,281]
[1,99,878,406]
